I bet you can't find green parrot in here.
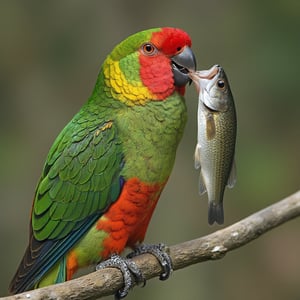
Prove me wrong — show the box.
[9,27,196,297]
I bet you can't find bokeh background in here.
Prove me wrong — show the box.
[0,1,299,299]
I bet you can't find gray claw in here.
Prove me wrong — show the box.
[127,243,173,281]
[96,254,145,299]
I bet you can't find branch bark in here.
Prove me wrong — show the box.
[3,190,300,300]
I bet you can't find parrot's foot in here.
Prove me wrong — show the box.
[96,254,145,299]
[127,243,173,280]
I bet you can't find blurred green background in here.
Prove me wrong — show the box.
[0,1,299,299]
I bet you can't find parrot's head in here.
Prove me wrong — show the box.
[100,27,196,105]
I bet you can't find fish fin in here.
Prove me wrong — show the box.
[194,144,206,195]
[206,113,216,140]
[198,172,207,195]
[227,159,237,188]
[194,144,201,169]
[208,202,224,225]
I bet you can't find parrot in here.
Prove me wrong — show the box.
[9,27,196,297]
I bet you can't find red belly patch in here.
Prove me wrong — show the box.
[96,177,165,259]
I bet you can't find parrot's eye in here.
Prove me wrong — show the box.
[217,80,225,89]
[141,43,157,56]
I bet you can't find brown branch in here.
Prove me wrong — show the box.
[3,190,300,300]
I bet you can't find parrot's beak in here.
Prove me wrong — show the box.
[171,46,197,86]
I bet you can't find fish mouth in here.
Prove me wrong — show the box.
[189,65,220,92]
[197,65,219,80]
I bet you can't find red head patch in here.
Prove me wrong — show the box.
[150,27,192,56]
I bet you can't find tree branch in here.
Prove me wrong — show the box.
[3,190,300,300]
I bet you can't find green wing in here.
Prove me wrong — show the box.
[9,106,124,293]
[33,112,123,240]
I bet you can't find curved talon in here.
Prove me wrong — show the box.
[96,254,145,299]
[156,243,173,280]
[127,243,173,281]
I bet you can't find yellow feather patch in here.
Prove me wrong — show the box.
[104,57,155,106]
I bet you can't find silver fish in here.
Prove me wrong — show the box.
[191,65,237,225]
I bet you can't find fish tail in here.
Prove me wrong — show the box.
[208,202,224,225]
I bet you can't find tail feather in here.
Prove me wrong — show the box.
[9,214,99,294]
[208,202,224,225]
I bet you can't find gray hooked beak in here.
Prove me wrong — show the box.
[172,46,197,86]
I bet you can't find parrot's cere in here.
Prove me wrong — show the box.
[9,27,197,296]
[190,65,237,225]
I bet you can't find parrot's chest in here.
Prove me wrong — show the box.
[119,96,187,183]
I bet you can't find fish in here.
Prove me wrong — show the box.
[190,65,237,225]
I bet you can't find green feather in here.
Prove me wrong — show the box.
[32,211,49,231]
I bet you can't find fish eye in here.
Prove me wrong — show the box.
[217,80,225,89]
[141,43,157,55]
